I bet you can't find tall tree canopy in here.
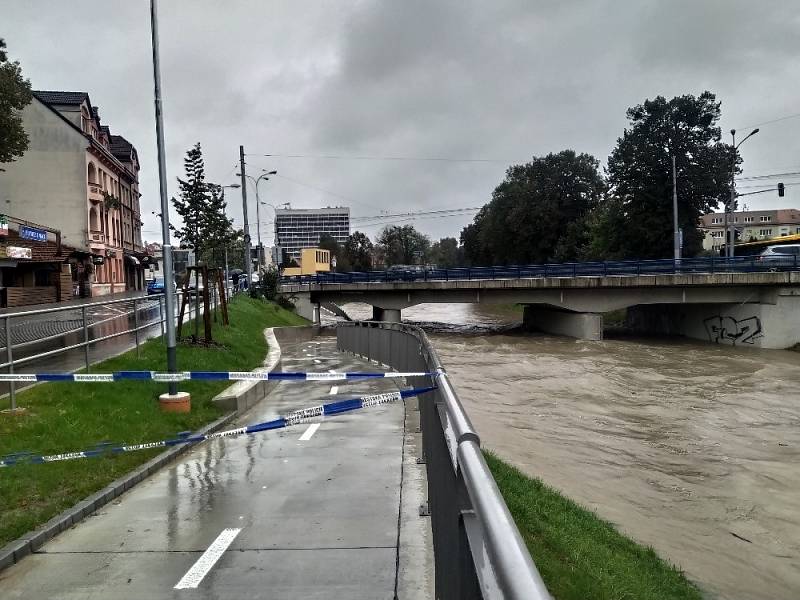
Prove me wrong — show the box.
[318,233,351,271]
[461,150,605,265]
[0,38,32,165]
[601,91,735,258]
[171,143,233,263]
[376,225,430,266]
[429,237,463,268]
[344,231,374,271]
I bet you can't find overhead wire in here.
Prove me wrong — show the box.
[247,152,518,164]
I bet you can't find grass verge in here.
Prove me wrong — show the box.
[485,451,703,600]
[0,296,306,547]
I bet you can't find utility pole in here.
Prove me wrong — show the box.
[149,0,178,396]
[672,155,680,262]
[239,145,252,288]
[727,129,736,259]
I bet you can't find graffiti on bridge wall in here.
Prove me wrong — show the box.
[703,315,763,345]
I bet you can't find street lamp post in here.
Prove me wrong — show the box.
[727,127,759,258]
[237,169,277,281]
[149,0,178,396]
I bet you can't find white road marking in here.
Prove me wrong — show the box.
[174,527,241,589]
[329,385,338,395]
[313,359,321,364]
[299,422,321,441]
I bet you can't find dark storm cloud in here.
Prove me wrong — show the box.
[2,1,799,242]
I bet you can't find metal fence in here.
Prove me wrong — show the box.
[337,321,551,600]
[0,288,233,412]
[284,254,800,286]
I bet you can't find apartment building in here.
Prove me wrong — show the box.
[0,90,147,296]
[699,209,800,251]
[274,207,350,262]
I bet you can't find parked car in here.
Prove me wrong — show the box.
[757,244,800,268]
[146,277,176,295]
[147,277,165,295]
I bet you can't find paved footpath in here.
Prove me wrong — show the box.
[0,336,433,599]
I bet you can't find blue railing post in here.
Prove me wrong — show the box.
[710,255,715,274]
[572,263,576,277]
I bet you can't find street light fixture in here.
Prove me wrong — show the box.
[726,127,760,258]
[236,169,277,279]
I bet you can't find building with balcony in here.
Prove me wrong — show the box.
[274,206,350,263]
[0,90,147,296]
[699,209,800,252]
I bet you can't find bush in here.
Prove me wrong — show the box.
[276,295,295,311]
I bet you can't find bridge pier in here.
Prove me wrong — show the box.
[523,305,603,341]
[372,306,402,323]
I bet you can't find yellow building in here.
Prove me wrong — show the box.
[282,248,331,276]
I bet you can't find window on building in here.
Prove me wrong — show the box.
[711,231,723,238]
[760,215,771,222]
[711,217,721,224]
[744,217,754,223]
[759,229,773,236]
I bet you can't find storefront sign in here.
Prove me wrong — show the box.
[20,225,48,243]
[0,215,8,236]
[92,255,105,265]
[7,246,32,259]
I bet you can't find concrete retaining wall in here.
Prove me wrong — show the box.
[213,325,319,411]
[627,289,800,349]
[523,305,603,341]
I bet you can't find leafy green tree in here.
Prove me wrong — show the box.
[170,143,233,265]
[344,231,374,271]
[376,225,430,266]
[461,150,605,265]
[318,233,351,271]
[429,237,463,267]
[603,92,735,258]
[0,38,33,165]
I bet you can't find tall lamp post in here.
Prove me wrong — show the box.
[237,169,277,280]
[149,0,179,396]
[727,127,759,258]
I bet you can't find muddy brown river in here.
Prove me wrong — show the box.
[334,302,800,599]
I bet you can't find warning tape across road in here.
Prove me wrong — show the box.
[0,370,435,383]
[0,386,435,468]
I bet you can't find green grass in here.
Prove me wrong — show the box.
[485,451,703,600]
[0,296,307,547]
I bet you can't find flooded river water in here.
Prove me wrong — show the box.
[335,302,800,599]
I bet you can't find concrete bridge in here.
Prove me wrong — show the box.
[282,258,800,349]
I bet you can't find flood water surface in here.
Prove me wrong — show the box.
[338,303,800,599]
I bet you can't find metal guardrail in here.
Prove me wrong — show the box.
[0,287,235,412]
[283,254,800,286]
[337,321,551,600]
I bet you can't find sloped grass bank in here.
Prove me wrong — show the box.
[0,296,306,547]
[485,452,703,600]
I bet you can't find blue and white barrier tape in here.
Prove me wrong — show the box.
[0,371,434,383]
[0,386,435,467]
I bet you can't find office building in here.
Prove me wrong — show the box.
[274,207,350,262]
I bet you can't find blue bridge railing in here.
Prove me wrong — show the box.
[281,254,799,286]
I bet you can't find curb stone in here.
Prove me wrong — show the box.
[0,410,237,573]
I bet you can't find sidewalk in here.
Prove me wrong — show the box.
[0,336,434,599]
[0,289,146,316]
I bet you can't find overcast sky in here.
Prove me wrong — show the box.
[3,0,799,245]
